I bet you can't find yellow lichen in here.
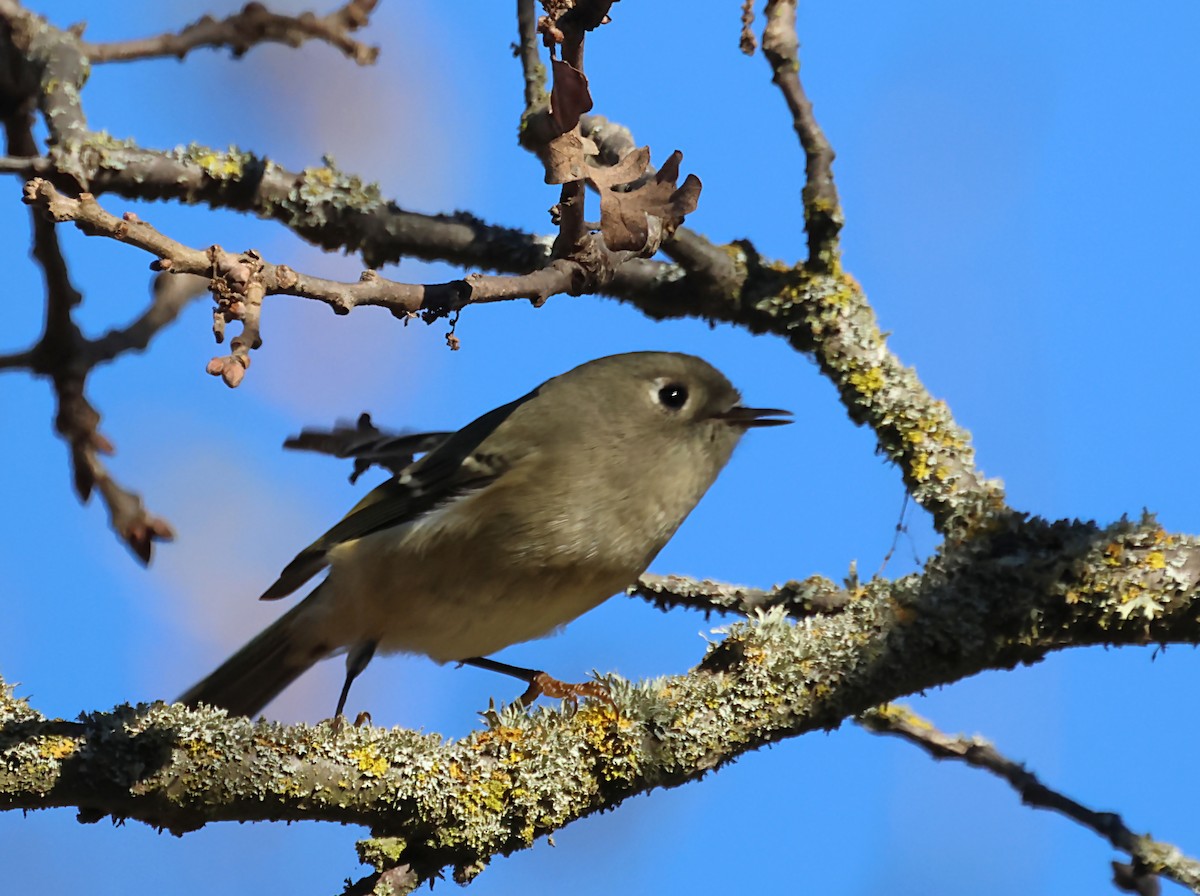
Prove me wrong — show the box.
[1147,551,1166,569]
[848,366,885,396]
[1120,583,1144,603]
[911,455,930,482]
[349,744,389,777]
[199,152,243,177]
[39,736,77,760]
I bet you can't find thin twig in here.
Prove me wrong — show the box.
[631,573,852,618]
[85,274,209,366]
[861,705,1200,895]
[761,0,842,271]
[79,0,380,65]
[21,179,608,381]
[5,118,173,562]
[515,0,547,117]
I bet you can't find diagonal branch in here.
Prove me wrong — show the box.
[861,705,1200,894]
[1,5,997,535]
[761,0,843,272]
[84,273,209,366]
[79,0,380,65]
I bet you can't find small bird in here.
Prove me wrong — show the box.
[179,352,789,718]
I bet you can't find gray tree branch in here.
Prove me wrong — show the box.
[861,705,1200,894]
[4,514,1199,890]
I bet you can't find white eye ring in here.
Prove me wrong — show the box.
[651,378,689,411]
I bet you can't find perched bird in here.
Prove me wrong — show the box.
[179,351,789,718]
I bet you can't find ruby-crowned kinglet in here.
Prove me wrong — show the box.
[180,351,789,717]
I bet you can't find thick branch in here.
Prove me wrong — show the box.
[861,705,1200,894]
[4,514,1199,887]
[79,0,380,65]
[0,144,570,274]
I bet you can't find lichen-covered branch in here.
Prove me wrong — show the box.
[3,514,1198,890]
[753,269,1008,536]
[0,143,573,274]
[631,572,852,618]
[861,705,1200,895]
[79,0,380,65]
[0,0,92,185]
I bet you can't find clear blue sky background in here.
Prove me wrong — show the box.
[3,1,1199,893]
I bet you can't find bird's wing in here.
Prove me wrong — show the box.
[283,414,454,482]
[260,391,536,601]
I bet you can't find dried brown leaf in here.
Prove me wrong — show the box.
[543,131,586,185]
[549,58,592,131]
[585,148,702,254]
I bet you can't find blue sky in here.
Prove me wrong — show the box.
[3,1,1199,893]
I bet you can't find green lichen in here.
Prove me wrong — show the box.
[175,143,254,180]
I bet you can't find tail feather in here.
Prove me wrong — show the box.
[178,593,328,718]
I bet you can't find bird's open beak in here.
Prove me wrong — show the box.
[714,406,793,427]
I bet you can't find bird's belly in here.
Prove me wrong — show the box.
[323,531,632,663]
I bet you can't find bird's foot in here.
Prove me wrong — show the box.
[518,672,614,709]
[328,710,373,734]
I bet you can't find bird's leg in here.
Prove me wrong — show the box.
[335,640,378,719]
[459,656,613,707]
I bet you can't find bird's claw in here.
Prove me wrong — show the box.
[519,672,615,709]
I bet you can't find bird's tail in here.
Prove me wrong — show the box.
[178,588,331,718]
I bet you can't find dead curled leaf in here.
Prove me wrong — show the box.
[543,131,592,185]
[585,148,702,254]
[540,59,597,184]
[550,58,592,131]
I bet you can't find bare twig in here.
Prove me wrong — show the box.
[515,0,547,120]
[761,0,842,271]
[739,0,757,55]
[21,179,623,381]
[4,117,173,562]
[861,705,1200,895]
[79,0,380,65]
[86,273,209,366]
[516,7,702,304]
[546,18,593,262]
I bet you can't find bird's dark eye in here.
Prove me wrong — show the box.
[657,382,689,410]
